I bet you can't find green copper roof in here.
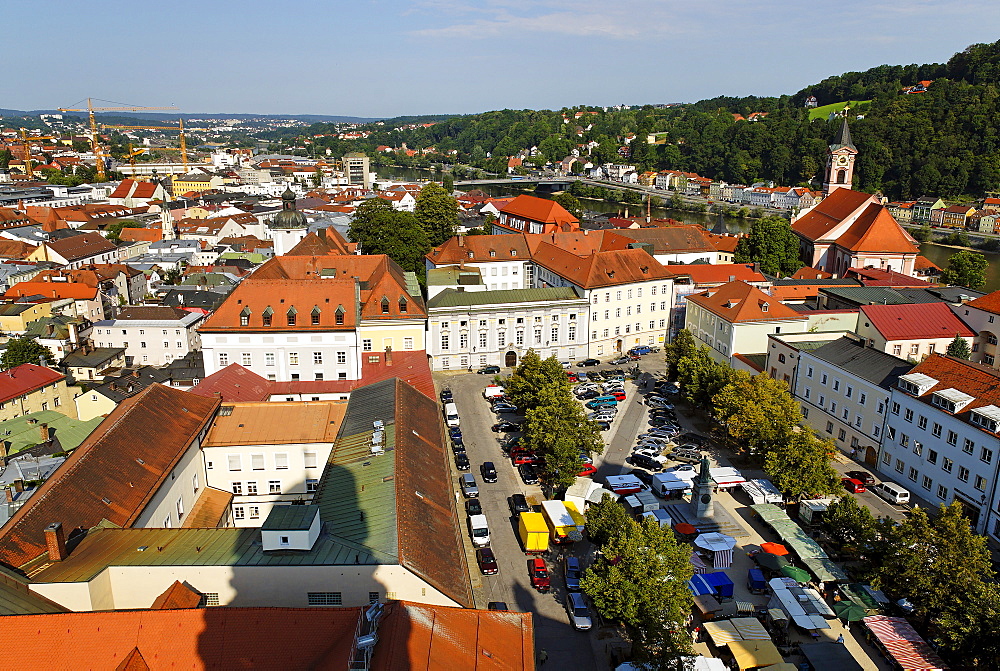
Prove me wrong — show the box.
[0,411,103,456]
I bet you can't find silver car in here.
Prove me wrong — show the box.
[566,591,593,630]
[460,473,479,498]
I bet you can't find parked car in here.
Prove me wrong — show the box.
[508,493,530,514]
[649,417,678,428]
[667,464,696,474]
[451,439,467,454]
[529,557,550,592]
[511,450,541,465]
[842,477,867,493]
[559,361,572,369]
[518,463,540,485]
[577,358,601,367]
[465,498,483,516]
[626,454,664,471]
[440,388,453,403]
[460,473,479,497]
[609,356,630,365]
[628,468,655,485]
[845,470,876,485]
[668,447,702,464]
[477,365,501,374]
[477,548,499,575]
[677,433,707,447]
[455,453,471,471]
[564,556,582,591]
[481,461,498,483]
[629,345,652,356]
[577,389,600,400]
[577,463,597,477]
[632,447,665,461]
[448,425,462,439]
[586,400,616,410]
[492,421,521,433]
[566,591,593,630]
[595,420,612,431]
[608,391,626,401]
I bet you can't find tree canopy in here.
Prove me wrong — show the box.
[733,215,802,277]
[414,182,459,246]
[347,198,430,280]
[1,337,55,369]
[941,249,989,289]
[947,335,972,359]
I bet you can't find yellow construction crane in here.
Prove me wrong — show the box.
[12,129,58,178]
[123,144,151,175]
[100,119,189,172]
[57,98,177,180]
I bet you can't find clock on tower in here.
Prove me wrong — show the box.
[823,118,858,197]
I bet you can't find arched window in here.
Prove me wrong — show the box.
[837,169,847,184]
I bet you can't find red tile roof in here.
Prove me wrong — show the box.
[670,263,766,286]
[199,279,360,332]
[149,580,203,609]
[846,267,929,287]
[427,234,532,265]
[118,228,162,243]
[791,267,833,280]
[835,204,919,254]
[687,281,805,323]
[5,281,99,301]
[791,189,880,242]
[860,302,974,341]
[966,290,1000,315]
[901,354,1000,423]
[0,384,220,569]
[45,233,116,262]
[530,243,673,289]
[0,364,65,405]
[498,194,578,226]
[287,227,352,256]
[189,363,272,402]
[613,225,716,254]
[0,607,360,670]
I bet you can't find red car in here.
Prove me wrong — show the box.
[842,477,866,493]
[529,557,550,592]
[609,391,626,401]
[577,463,598,477]
[511,450,541,465]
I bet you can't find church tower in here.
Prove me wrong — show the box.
[823,118,858,197]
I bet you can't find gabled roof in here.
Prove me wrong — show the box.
[791,189,880,242]
[846,266,928,287]
[119,228,162,243]
[791,267,833,280]
[428,287,582,309]
[965,290,1000,316]
[0,384,220,570]
[190,363,272,402]
[529,243,673,289]
[114,306,193,322]
[426,234,532,265]
[149,580,203,609]
[44,232,116,262]
[809,336,913,389]
[5,280,99,301]
[498,194,578,226]
[287,227,352,256]
[0,364,65,405]
[687,281,805,324]
[903,354,1000,412]
[860,302,974,341]
[670,263,766,286]
[834,204,919,254]
[199,278,360,332]
[613,225,716,254]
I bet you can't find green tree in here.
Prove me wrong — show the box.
[712,371,802,455]
[523,384,603,491]
[0,149,12,169]
[348,198,431,279]
[414,181,459,246]
[911,222,933,242]
[824,495,881,557]
[874,502,996,642]
[105,219,144,243]
[1,337,55,369]
[584,493,632,546]
[676,346,733,410]
[764,431,841,501]
[663,329,697,381]
[442,172,454,193]
[551,191,583,219]
[312,167,323,187]
[941,249,989,289]
[733,215,802,276]
[947,335,972,359]
[582,514,693,667]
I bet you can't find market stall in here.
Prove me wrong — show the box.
[688,571,736,600]
[694,532,737,569]
[726,640,785,670]
[862,616,949,671]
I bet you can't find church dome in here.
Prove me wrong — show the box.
[271,187,307,229]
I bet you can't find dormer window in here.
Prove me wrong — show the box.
[898,373,939,396]
[286,306,297,326]
[240,306,251,327]
[311,306,321,325]
[761,302,769,312]
[931,388,974,414]
[489,250,496,257]
[398,297,408,313]
[335,306,345,325]
[262,306,273,327]
[511,250,517,257]
[971,405,1000,432]
[467,252,474,259]
[381,298,390,314]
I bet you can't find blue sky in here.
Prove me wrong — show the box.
[8,1,1000,118]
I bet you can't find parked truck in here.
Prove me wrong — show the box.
[518,512,550,554]
[541,500,577,545]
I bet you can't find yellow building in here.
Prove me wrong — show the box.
[0,302,53,334]
[170,173,224,195]
[0,364,78,421]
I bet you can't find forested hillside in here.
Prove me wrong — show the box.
[293,40,1000,200]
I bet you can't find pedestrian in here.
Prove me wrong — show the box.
[837,633,845,644]
[539,648,548,665]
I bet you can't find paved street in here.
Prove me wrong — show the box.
[436,357,903,670]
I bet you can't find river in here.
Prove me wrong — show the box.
[375,165,993,290]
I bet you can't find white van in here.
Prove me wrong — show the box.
[874,481,910,505]
[468,514,490,546]
[444,402,460,427]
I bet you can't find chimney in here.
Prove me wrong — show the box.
[45,523,68,562]
[753,262,761,273]
[385,347,393,366]
[457,236,464,247]
[40,423,51,442]
[13,479,23,492]
[4,488,12,503]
